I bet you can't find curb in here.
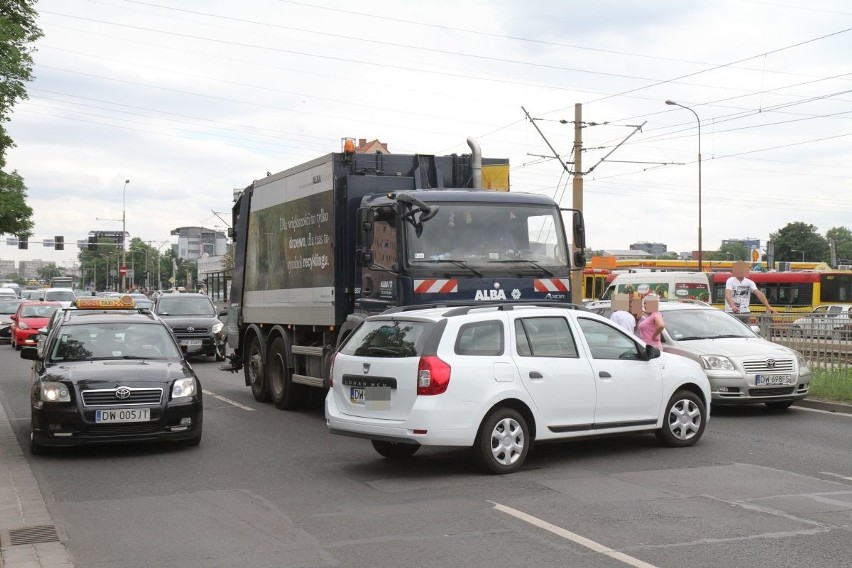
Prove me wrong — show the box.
[795,398,852,415]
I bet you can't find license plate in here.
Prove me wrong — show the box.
[95,408,151,423]
[755,374,792,386]
[180,339,202,346]
[349,387,365,404]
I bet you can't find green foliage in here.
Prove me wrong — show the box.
[0,0,42,236]
[37,264,61,280]
[826,226,852,265]
[718,241,749,261]
[809,369,852,403]
[769,222,830,263]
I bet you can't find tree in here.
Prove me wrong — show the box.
[718,241,749,262]
[825,226,852,266]
[0,1,43,237]
[769,222,830,263]
[37,264,61,281]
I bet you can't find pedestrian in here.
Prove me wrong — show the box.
[725,261,776,316]
[609,294,636,334]
[637,294,665,349]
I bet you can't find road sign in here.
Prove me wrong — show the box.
[120,266,128,276]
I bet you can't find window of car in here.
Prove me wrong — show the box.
[577,317,641,360]
[514,316,578,358]
[44,290,75,302]
[455,320,504,356]
[50,323,181,361]
[340,320,431,358]
[155,296,215,316]
[20,305,59,318]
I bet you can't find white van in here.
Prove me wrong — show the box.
[600,272,711,302]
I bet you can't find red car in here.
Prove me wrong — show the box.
[10,302,62,350]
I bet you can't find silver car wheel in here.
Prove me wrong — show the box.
[490,416,524,466]
[667,398,702,441]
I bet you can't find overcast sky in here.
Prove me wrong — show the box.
[4,0,852,270]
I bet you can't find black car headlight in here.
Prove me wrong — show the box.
[172,378,198,398]
[40,382,71,403]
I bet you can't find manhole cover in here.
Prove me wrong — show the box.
[1,525,61,546]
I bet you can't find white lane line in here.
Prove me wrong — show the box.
[202,390,255,411]
[795,406,852,418]
[490,501,659,568]
[819,471,852,482]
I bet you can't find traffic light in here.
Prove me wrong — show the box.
[88,236,97,251]
[55,236,64,250]
[18,236,27,250]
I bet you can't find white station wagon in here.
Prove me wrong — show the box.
[326,303,711,474]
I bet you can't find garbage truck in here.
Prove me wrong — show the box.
[223,138,586,409]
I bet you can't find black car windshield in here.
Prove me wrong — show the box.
[155,297,215,316]
[50,323,182,361]
[664,308,758,341]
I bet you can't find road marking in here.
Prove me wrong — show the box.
[202,390,255,411]
[490,501,659,568]
[819,471,852,482]
[795,406,852,418]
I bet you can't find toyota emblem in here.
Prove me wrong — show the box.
[115,387,132,399]
[186,327,195,333]
[766,358,776,368]
[363,363,371,374]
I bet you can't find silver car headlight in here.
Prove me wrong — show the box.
[795,351,809,372]
[172,378,198,398]
[699,355,736,371]
[40,382,71,403]
[212,322,224,335]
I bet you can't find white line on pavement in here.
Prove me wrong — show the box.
[202,390,255,411]
[490,501,659,568]
[795,406,852,418]
[819,471,852,482]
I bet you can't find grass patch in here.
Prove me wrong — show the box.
[809,368,852,402]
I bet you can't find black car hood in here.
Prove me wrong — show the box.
[42,360,195,386]
[156,315,220,328]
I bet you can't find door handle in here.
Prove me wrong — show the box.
[599,371,612,378]
[529,371,543,379]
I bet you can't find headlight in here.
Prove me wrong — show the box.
[40,382,71,403]
[699,355,736,371]
[19,321,30,330]
[212,322,224,335]
[172,377,198,398]
[795,351,809,371]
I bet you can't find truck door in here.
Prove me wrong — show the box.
[360,210,399,314]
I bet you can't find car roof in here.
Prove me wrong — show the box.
[367,302,590,322]
[58,309,163,326]
[588,299,713,312]
[20,301,62,307]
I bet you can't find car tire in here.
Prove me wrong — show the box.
[371,440,419,459]
[764,400,795,410]
[245,336,269,402]
[267,336,306,410]
[655,390,706,448]
[473,407,530,475]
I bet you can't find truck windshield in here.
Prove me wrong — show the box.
[405,203,567,271]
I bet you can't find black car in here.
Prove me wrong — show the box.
[21,296,203,454]
[152,293,226,361]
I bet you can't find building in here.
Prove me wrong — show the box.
[18,260,57,279]
[0,260,16,278]
[355,138,390,154]
[630,242,667,256]
[722,237,761,250]
[170,227,228,261]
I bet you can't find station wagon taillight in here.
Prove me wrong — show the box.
[417,356,451,395]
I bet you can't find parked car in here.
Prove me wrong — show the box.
[326,303,710,474]
[10,301,62,350]
[20,295,203,454]
[0,298,24,343]
[791,305,852,339]
[152,293,226,360]
[589,299,811,409]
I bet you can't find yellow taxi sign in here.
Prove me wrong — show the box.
[75,295,136,310]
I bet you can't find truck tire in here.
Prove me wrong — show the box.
[268,337,306,410]
[245,336,269,402]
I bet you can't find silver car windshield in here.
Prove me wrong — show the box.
[156,297,215,316]
[665,309,758,341]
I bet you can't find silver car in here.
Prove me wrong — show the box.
[591,300,810,409]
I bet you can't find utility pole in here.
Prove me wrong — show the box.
[571,103,584,302]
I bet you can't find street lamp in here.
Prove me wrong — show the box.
[121,179,130,292]
[665,100,702,272]
[791,249,805,262]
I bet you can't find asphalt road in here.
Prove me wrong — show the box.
[0,345,850,568]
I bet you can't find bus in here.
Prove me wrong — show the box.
[612,259,830,272]
[710,271,852,312]
[50,276,74,288]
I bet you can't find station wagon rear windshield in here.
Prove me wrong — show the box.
[340,320,432,358]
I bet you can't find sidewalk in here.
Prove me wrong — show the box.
[796,397,852,415]
[0,401,74,567]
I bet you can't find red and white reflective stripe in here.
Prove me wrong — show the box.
[533,278,571,293]
[414,279,458,294]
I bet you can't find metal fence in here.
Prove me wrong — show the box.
[745,313,851,395]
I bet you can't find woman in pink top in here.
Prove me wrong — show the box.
[637,294,665,349]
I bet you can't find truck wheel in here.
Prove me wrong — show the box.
[472,407,529,474]
[268,337,306,410]
[245,336,269,402]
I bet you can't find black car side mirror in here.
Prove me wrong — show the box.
[645,344,661,360]
[20,346,40,361]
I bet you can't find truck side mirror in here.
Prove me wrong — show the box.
[573,211,586,250]
[356,208,374,248]
[574,251,587,269]
[356,250,374,268]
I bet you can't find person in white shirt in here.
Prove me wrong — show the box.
[725,262,775,314]
[609,293,639,334]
